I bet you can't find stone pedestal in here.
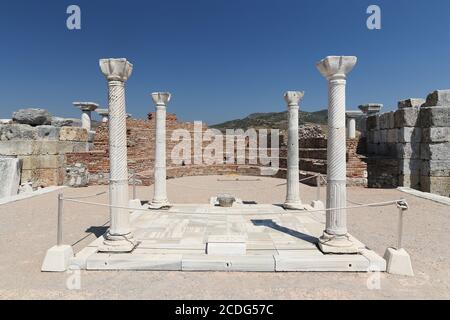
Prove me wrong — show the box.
[41,245,74,272]
[149,92,172,209]
[98,58,136,252]
[316,56,359,253]
[73,102,99,131]
[384,247,414,276]
[283,91,304,210]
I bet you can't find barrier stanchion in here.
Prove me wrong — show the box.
[57,193,63,246]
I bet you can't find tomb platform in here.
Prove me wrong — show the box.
[71,203,386,272]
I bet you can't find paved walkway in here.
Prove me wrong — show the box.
[1,175,449,299]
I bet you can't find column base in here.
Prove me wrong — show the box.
[283,202,305,211]
[318,231,360,254]
[98,231,137,253]
[149,199,172,210]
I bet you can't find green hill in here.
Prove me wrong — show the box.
[211,109,328,131]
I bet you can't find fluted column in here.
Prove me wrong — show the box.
[73,102,98,131]
[316,56,359,253]
[283,91,304,210]
[98,58,136,252]
[149,92,171,209]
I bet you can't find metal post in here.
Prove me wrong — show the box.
[132,169,136,200]
[396,200,408,250]
[57,193,63,246]
[316,175,321,201]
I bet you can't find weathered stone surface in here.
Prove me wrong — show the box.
[0,156,22,198]
[394,108,419,128]
[298,124,325,140]
[420,176,450,197]
[379,130,387,143]
[0,124,37,141]
[51,117,82,127]
[398,174,420,189]
[64,163,89,187]
[420,107,450,128]
[398,127,422,143]
[398,159,421,175]
[0,141,88,156]
[12,108,52,126]
[424,90,450,107]
[398,98,425,109]
[420,143,450,160]
[396,143,420,159]
[387,129,398,143]
[88,131,96,143]
[379,113,390,130]
[367,115,379,130]
[59,127,88,142]
[421,127,450,143]
[36,125,60,140]
[388,112,395,129]
[21,155,64,170]
[21,167,64,187]
[421,160,450,176]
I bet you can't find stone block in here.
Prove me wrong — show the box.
[21,154,64,170]
[398,174,421,189]
[384,248,414,276]
[420,143,450,160]
[21,168,65,187]
[64,163,89,187]
[388,111,395,129]
[12,108,52,126]
[0,156,22,198]
[367,115,379,131]
[88,130,96,143]
[398,98,425,109]
[379,113,389,129]
[41,245,74,272]
[396,143,420,159]
[372,130,381,144]
[398,159,421,175]
[420,176,450,197]
[51,117,82,128]
[421,160,450,176]
[394,108,419,128]
[397,127,421,143]
[0,123,37,141]
[387,129,398,143]
[59,127,88,142]
[379,130,387,143]
[36,125,60,140]
[421,127,450,143]
[420,107,450,128]
[424,89,450,107]
[367,143,377,154]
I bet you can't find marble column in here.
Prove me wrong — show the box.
[73,102,98,131]
[316,56,359,253]
[98,58,136,252]
[149,92,171,209]
[283,91,304,210]
[345,111,362,139]
[97,108,109,123]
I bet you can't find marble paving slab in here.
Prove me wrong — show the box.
[72,203,387,272]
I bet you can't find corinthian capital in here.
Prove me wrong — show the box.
[316,56,357,80]
[99,58,133,82]
[151,92,172,106]
[284,91,304,107]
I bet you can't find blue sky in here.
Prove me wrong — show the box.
[1,0,450,124]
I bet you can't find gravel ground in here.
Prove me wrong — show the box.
[0,175,449,300]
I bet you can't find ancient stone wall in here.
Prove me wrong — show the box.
[0,108,92,188]
[365,90,450,197]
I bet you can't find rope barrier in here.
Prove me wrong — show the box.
[63,191,108,200]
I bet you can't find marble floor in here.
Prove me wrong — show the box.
[71,203,386,272]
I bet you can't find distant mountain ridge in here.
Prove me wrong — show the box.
[211,109,328,131]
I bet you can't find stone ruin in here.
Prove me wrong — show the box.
[365,90,450,197]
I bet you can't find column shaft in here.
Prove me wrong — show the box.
[286,105,301,204]
[347,118,356,139]
[153,105,168,204]
[107,81,131,235]
[326,78,347,236]
[81,111,92,131]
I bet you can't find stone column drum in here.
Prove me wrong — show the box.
[316,56,359,253]
[283,91,304,210]
[149,92,172,209]
[99,58,136,252]
[346,110,362,140]
[73,102,99,131]
[96,108,109,123]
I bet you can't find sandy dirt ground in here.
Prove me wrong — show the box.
[0,175,449,300]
